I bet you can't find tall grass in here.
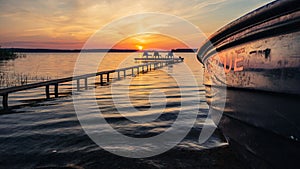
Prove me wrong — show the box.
[0,72,51,88]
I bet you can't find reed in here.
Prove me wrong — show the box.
[0,72,51,88]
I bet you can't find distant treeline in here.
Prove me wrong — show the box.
[171,48,198,53]
[3,48,198,53]
[8,48,138,53]
[0,47,26,61]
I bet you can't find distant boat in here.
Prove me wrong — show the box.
[197,0,300,169]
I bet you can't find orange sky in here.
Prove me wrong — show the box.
[113,34,190,50]
[0,0,273,50]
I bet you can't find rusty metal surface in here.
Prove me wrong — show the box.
[197,0,300,95]
[197,1,300,168]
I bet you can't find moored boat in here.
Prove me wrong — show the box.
[197,0,300,169]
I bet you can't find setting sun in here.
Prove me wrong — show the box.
[136,45,143,50]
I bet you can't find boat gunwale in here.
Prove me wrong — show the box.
[197,0,300,63]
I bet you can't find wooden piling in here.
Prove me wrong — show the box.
[106,73,110,83]
[85,78,88,90]
[77,79,80,91]
[45,85,50,99]
[3,94,8,109]
[100,74,103,85]
[117,71,120,80]
[54,83,58,98]
[132,68,134,77]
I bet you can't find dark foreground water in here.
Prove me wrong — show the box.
[0,53,243,169]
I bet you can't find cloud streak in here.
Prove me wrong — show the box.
[0,0,273,49]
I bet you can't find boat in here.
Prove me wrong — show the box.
[197,0,300,168]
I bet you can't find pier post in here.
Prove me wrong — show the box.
[77,79,80,91]
[132,68,134,77]
[123,70,126,78]
[45,85,50,99]
[137,67,139,74]
[117,71,120,80]
[84,78,88,90]
[2,94,8,110]
[54,83,58,98]
[106,73,110,83]
[142,65,144,73]
[100,74,103,85]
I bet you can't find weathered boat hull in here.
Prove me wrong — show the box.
[197,1,300,168]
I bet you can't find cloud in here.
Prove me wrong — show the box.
[0,0,273,49]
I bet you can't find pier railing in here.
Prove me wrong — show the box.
[0,59,182,110]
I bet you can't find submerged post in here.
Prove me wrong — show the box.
[100,74,103,85]
[2,94,8,110]
[45,85,50,99]
[117,70,120,80]
[84,78,88,90]
[132,68,134,77]
[77,79,80,91]
[54,83,58,98]
[106,73,110,83]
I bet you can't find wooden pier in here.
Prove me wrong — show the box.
[0,60,182,110]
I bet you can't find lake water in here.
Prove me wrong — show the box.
[0,52,227,168]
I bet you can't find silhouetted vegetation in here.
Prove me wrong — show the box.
[0,72,52,88]
[0,47,26,60]
[171,48,197,53]
[10,48,138,53]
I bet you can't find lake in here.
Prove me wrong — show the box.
[0,52,230,168]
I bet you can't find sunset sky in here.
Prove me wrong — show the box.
[0,0,273,50]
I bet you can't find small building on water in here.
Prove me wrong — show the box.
[166,51,174,59]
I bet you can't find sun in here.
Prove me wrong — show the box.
[136,45,143,50]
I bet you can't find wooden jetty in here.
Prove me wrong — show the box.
[134,58,183,61]
[0,60,182,110]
